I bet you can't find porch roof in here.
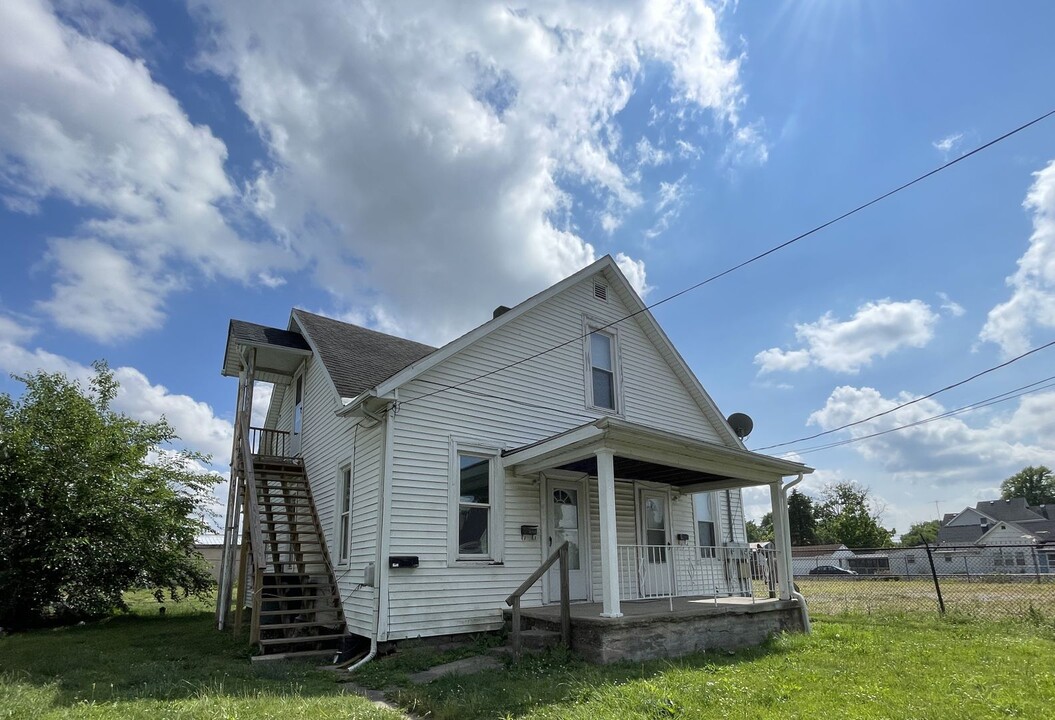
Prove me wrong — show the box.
[221,319,312,385]
[503,417,812,490]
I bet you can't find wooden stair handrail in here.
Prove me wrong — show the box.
[506,541,570,661]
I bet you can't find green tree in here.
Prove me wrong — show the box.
[0,364,219,629]
[899,519,940,547]
[815,481,894,549]
[787,490,818,546]
[999,465,1055,506]
[746,519,771,543]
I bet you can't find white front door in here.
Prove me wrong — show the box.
[546,480,588,602]
[638,489,673,596]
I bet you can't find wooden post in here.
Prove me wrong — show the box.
[511,596,521,662]
[234,525,250,633]
[250,567,263,645]
[559,542,571,648]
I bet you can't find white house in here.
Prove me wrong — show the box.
[216,256,812,662]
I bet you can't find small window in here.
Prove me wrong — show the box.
[906,555,916,564]
[457,451,493,557]
[586,327,619,412]
[338,466,352,563]
[944,556,953,563]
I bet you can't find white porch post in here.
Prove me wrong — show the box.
[770,481,792,600]
[596,449,622,618]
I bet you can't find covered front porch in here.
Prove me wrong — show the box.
[503,417,812,621]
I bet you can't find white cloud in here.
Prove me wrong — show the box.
[932,132,964,156]
[806,385,1053,484]
[635,136,670,167]
[755,299,940,374]
[36,238,172,342]
[644,175,689,240]
[937,291,965,317]
[0,0,286,342]
[614,252,652,298]
[192,0,755,344]
[251,383,273,427]
[979,158,1055,358]
[0,326,234,462]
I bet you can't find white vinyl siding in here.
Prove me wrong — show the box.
[382,271,735,640]
[288,354,379,637]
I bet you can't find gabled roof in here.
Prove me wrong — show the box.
[975,498,1045,523]
[290,309,436,400]
[351,255,742,447]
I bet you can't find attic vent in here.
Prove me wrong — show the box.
[593,282,608,301]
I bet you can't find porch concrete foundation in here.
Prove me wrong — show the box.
[510,597,804,664]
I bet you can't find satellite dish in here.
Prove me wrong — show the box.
[727,412,754,440]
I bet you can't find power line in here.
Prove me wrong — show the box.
[397,107,1055,411]
[785,374,1055,455]
[755,339,1055,452]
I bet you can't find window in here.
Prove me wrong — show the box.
[449,444,502,563]
[338,466,352,563]
[694,492,717,558]
[584,323,620,412]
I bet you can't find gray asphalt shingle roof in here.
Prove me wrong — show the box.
[229,319,311,351]
[975,498,1044,523]
[291,309,437,399]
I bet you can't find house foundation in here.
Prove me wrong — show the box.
[508,596,804,664]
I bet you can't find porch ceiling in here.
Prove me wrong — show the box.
[503,417,812,489]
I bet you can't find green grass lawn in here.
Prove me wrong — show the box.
[0,593,399,720]
[389,615,1055,720]
[3,595,1054,720]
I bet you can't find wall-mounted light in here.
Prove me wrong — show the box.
[676,533,690,545]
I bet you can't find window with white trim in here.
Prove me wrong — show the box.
[338,465,352,563]
[585,324,620,412]
[449,443,502,562]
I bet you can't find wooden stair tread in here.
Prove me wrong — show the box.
[258,633,345,646]
[251,649,337,663]
[260,621,341,630]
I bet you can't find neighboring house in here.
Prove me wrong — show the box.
[193,538,226,583]
[790,544,853,575]
[216,255,812,661]
[936,498,1055,574]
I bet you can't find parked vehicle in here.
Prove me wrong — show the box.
[809,565,858,576]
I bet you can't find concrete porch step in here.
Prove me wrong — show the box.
[518,628,562,652]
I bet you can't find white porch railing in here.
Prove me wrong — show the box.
[617,544,781,606]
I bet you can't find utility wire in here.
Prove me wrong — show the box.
[755,339,1055,452]
[787,375,1055,455]
[398,107,1055,411]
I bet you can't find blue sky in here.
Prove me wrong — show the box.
[2,0,1054,535]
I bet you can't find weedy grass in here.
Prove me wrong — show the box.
[0,592,400,720]
[391,615,1055,720]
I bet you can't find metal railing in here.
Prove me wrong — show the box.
[250,426,291,458]
[617,544,782,607]
[506,541,570,662]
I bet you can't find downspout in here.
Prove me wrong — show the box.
[347,399,395,673]
[780,474,811,633]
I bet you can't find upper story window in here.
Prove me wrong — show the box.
[338,465,352,563]
[585,323,620,413]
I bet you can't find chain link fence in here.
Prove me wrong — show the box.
[789,543,1055,620]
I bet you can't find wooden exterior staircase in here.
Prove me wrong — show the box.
[250,455,345,659]
[216,347,346,661]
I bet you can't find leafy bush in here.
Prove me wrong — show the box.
[0,363,220,628]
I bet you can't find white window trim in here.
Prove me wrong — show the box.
[335,450,354,566]
[448,438,504,566]
[582,315,624,416]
